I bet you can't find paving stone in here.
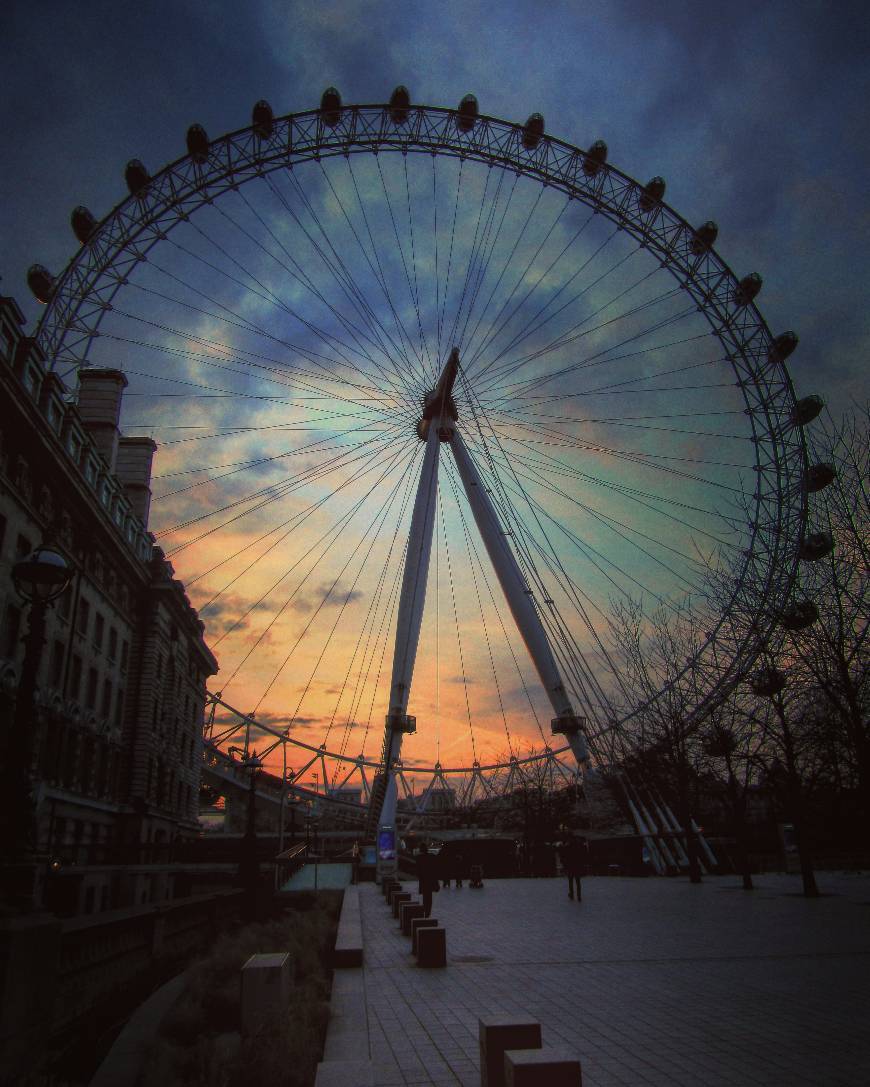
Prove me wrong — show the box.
[350,873,870,1086]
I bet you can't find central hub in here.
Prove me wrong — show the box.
[416,346,460,441]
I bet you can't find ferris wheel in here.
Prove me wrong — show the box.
[29,87,817,816]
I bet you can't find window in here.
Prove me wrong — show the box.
[50,640,65,688]
[120,640,129,673]
[69,654,83,700]
[101,678,112,717]
[114,688,124,729]
[108,627,118,661]
[85,668,98,709]
[77,599,90,638]
[94,613,105,652]
[68,433,82,463]
[4,605,22,659]
[0,513,6,555]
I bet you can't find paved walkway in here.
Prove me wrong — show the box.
[352,873,870,1086]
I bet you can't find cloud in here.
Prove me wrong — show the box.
[289,582,365,613]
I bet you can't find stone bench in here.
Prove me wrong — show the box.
[479,1015,542,1087]
[416,924,446,967]
[411,916,438,954]
[400,901,425,935]
[504,1048,582,1085]
[241,952,292,1036]
[333,885,363,967]
[391,891,412,918]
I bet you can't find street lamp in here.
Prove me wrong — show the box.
[238,751,263,918]
[1,545,74,911]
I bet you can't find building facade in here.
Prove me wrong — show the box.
[0,292,217,916]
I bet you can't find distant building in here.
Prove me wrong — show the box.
[0,292,217,916]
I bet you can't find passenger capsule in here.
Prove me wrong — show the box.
[321,86,342,127]
[71,206,97,244]
[125,159,150,197]
[457,94,479,133]
[186,123,210,164]
[522,113,545,150]
[799,532,834,561]
[750,667,786,697]
[582,139,608,177]
[769,331,798,363]
[780,601,819,631]
[789,394,824,427]
[27,264,55,305]
[638,176,666,212]
[389,85,411,124]
[252,99,274,139]
[690,220,718,255]
[734,272,763,307]
[804,463,836,492]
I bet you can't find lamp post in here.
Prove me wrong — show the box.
[1,545,74,911]
[238,751,263,919]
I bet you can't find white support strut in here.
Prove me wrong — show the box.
[449,429,588,765]
[384,421,441,768]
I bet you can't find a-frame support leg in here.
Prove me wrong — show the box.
[450,430,589,766]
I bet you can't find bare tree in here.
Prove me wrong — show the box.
[609,598,706,883]
[788,403,869,820]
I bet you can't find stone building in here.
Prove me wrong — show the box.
[0,292,217,916]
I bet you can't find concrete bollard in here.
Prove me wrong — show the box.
[415,925,446,967]
[391,891,412,918]
[478,1016,542,1087]
[411,917,438,954]
[240,952,292,1036]
[503,1048,582,1085]
[400,902,425,936]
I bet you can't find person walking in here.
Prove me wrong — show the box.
[452,851,464,889]
[562,834,587,902]
[350,839,360,885]
[417,843,439,917]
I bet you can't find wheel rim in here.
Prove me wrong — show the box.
[34,99,808,792]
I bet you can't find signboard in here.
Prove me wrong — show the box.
[376,825,397,883]
[378,826,396,861]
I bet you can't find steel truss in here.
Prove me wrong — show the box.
[35,95,810,837]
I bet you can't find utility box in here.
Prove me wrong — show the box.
[240,952,292,1036]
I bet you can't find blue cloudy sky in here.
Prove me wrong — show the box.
[2,0,867,410]
[2,1,867,776]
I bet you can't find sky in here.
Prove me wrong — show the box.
[2,0,867,789]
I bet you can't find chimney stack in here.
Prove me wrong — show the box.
[117,436,158,528]
[77,368,128,472]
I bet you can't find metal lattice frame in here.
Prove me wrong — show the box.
[34,99,809,769]
[203,690,579,815]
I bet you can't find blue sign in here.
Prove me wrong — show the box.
[378,827,396,861]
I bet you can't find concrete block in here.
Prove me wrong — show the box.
[240,952,292,1036]
[334,886,363,967]
[479,1015,542,1087]
[391,891,412,918]
[315,1059,375,1086]
[411,916,438,954]
[416,924,446,967]
[400,901,425,935]
[504,1048,582,1086]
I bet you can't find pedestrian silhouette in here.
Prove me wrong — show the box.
[417,843,439,917]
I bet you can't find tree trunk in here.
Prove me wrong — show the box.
[725,756,753,890]
[777,705,819,898]
[676,754,702,883]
